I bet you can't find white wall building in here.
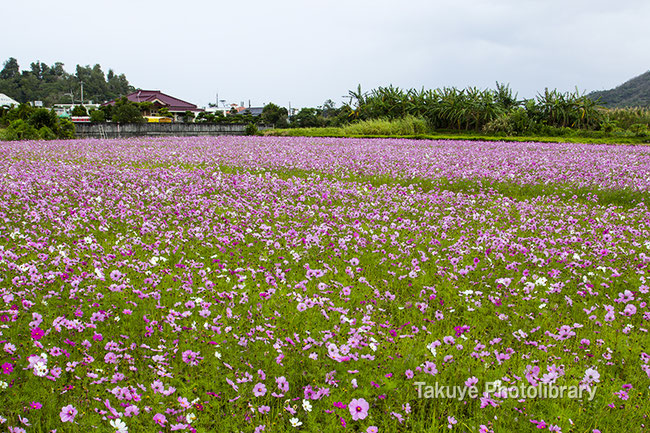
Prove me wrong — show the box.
[0,93,19,107]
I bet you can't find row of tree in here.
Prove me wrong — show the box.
[257,84,610,135]
[0,104,75,140]
[0,57,133,106]
[342,84,604,134]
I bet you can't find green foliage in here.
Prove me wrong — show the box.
[0,105,74,140]
[38,126,57,140]
[342,116,429,136]
[3,119,38,140]
[57,119,75,139]
[588,69,650,108]
[71,105,88,117]
[244,123,259,136]
[532,88,602,129]
[629,123,649,137]
[482,108,535,136]
[112,98,145,123]
[28,108,57,130]
[601,107,650,130]
[292,107,321,128]
[0,57,19,80]
[261,103,288,127]
[195,111,225,123]
[182,111,195,123]
[89,109,106,123]
[0,57,134,106]
[158,107,173,118]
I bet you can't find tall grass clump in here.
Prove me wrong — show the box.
[342,115,429,136]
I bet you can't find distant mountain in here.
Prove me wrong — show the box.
[588,70,650,108]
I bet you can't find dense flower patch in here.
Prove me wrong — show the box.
[0,137,649,432]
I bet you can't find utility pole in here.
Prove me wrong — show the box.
[80,81,84,106]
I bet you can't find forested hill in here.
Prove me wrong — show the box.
[588,70,650,108]
[0,57,135,106]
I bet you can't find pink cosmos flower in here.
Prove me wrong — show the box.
[276,376,289,392]
[2,362,13,374]
[253,383,267,397]
[623,304,637,316]
[367,427,379,433]
[125,405,139,417]
[348,398,369,421]
[181,350,202,366]
[423,361,438,376]
[59,405,77,423]
[153,413,167,426]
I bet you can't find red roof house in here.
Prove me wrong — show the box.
[104,90,203,117]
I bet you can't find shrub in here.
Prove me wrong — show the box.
[4,119,38,140]
[482,108,536,136]
[89,110,106,123]
[245,123,259,136]
[57,119,75,139]
[38,126,57,140]
[343,116,429,136]
[71,105,88,117]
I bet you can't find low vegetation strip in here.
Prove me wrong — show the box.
[0,136,649,432]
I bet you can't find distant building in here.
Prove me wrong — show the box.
[237,106,264,116]
[53,103,102,118]
[103,90,204,120]
[0,93,19,108]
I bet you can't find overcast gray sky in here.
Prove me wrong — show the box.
[2,0,650,109]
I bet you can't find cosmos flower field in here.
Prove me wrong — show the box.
[1,136,649,433]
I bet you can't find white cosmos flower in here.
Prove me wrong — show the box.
[290,417,303,427]
[186,413,196,423]
[34,362,48,377]
[110,418,128,433]
[302,399,312,412]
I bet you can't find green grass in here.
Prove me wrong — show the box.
[264,123,650,145]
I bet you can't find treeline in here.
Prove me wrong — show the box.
[344,84,588,135]
[339,84,650,137]
[0,104,75,140]
[259,84,650,136]
[0,57,134,106]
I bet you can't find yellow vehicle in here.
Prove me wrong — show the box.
[145,116,173,123]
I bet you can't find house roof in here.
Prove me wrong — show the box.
[105,90,203,112]
[0,93,19,107]
[238,107,264,116]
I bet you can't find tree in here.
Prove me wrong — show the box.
[71,105,88,116]
[112,98,144,123]
[158,107,173,118]
[0,58,19,80]
[293,108,320,127]
[182,111,195,123]
[261,103,288,127]
[89,109,106,123]
[28,108,57,130]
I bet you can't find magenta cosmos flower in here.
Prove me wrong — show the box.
[60,405,77,422]
[349,398,369,421]
[31,327,44,340]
